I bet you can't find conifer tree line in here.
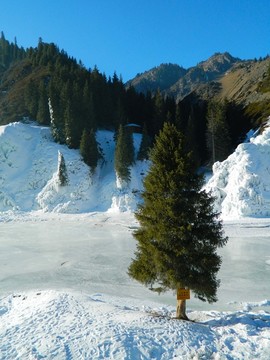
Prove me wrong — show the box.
[0,34,253,169]
[0,32,26,71]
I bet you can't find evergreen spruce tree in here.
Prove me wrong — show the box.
[83,82,96,131]
[206,101,232,165]
[137,123,151,160]
[152,90,165,134]
[128,122,228,319]
[64,101,80,148]
[80,128,101,173]
[48,79,65,144]
[24,80,39,119]
[185,109,200,167]
[36,82,50,125]
[49,98,65,144]
[114,125,135,183]
[57,151,68,186]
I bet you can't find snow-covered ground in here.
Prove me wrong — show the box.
[0,213,270,359]
[1,122,270,359]
[205,119,270,219]
[0,122,147,214]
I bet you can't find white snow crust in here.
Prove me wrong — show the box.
[1,289,270,360]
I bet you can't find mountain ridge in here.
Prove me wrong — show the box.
[126,52,240,98]
[126,52,270,118]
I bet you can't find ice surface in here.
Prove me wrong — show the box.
[1,213,270,310]
[1,213,270,359]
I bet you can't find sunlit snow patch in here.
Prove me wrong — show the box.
[0,122,147,214]
[205,119,270,218]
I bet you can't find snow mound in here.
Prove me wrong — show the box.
[1,290,270,359]
[205,121,270,218]
[0,122,147,214]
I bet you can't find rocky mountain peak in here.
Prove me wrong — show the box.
[198,52,239,72]
[126,52,241,100]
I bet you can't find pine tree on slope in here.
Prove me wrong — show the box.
[206,101,231,165]
[137,123,151,161]
[80,128,101,173]
[114,125,135,183]
[57,151,68,186]
[128,122,227,320]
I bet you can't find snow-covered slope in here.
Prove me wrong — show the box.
[3,120,270,220]
[1,289,270,359]
[0,122,147,214]
[205,121,270,219]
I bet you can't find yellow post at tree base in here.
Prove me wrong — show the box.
[177,288,190,300]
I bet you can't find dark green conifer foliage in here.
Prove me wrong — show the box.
[64,101,81,149]
[57,151,68,186]
[82,82,96,131]
[36,82,50,125]
[49,97,65,144]
[24,80,39,119]
[128,122,227,318]
[0,31,26,69]
[137,123,151,160]
[184,109,200,166]
[174,103,183,130]
[114,125,135,182]
[80,128,101,173]
[152,90,165,134]
[206,101,232,165]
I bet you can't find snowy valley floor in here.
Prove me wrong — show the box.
[1,212,270,359]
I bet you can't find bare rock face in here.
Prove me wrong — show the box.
[126,52,239,100]
[167,52,240,101]
[126,63,187,94]
[126,52,270,108]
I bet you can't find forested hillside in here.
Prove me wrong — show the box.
[0,33,256,168]
[128,53,270,125]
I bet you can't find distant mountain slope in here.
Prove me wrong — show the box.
[192,57,270,107]
[167,52,240,101]
[126,63,187,94]
[127,52,239,100]
[127,53,270,121]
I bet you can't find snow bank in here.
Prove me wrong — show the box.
[1,290,270,359]
[205,121,270,219]
[0,122,147,214]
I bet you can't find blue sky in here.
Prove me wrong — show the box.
[1,0,270,81]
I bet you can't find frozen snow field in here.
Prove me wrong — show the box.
[0,212,270,359]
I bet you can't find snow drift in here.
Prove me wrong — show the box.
[0,122,147,214]
[205,120,270,219]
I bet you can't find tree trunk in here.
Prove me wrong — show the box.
[176,299,189,320]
